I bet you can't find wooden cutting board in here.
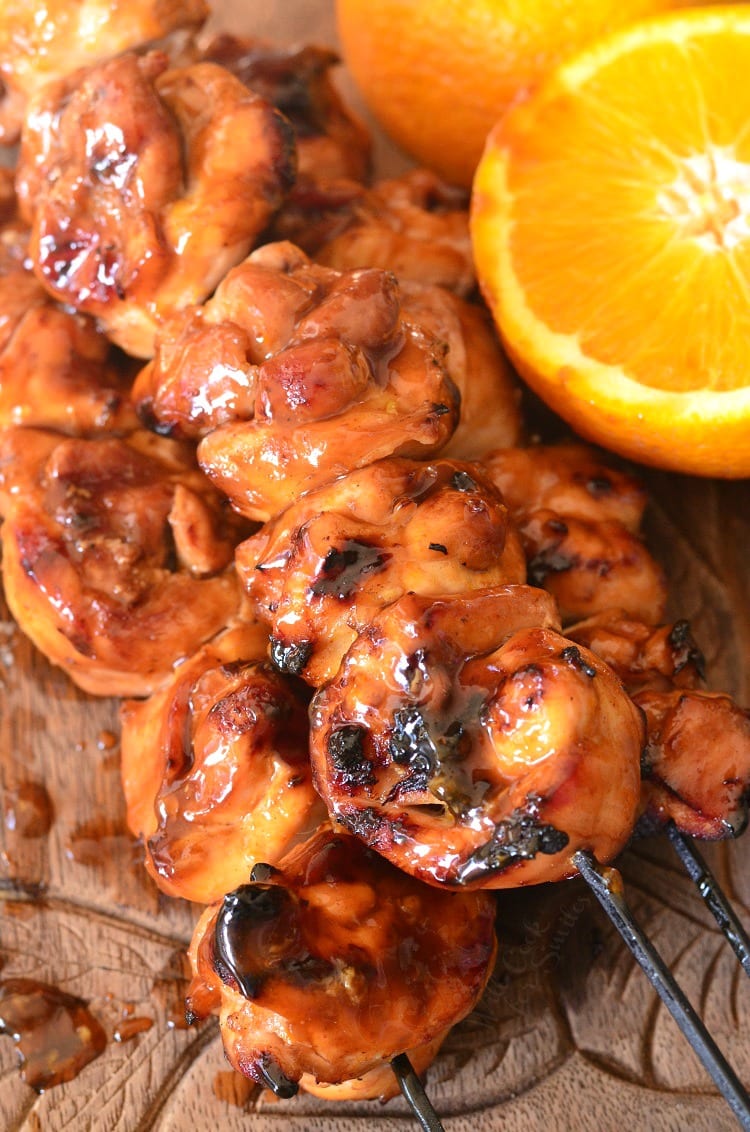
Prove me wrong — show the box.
[1,2,749,1129]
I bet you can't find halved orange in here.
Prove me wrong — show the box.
[471,6,750,478]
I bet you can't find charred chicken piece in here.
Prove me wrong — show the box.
[121,622,324,905]
[637,690,750,840]
[0,0,208,145]
[238,456,525,686]
[186,828,497,1098]
[0,427,246,697]
[135,243,459,520]
[482,444,666,624]
[198,35,371,184]
[16,51,296,357]
[310,587,643,889]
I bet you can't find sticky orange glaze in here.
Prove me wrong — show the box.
[17,51,295,357]
[0,0,208,143]
[186,828,497,1095]
[238,456,525,686]
[197,35,372,184]
[121,621,325,905]
[310,587,643,888]
[135,243,459,519]
[0,427,246,696]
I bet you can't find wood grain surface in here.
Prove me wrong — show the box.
[1,3,750,1130]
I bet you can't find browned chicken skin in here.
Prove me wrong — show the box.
[186,828,497,1097]
[238,456,525,687]
[16,51,296,357]
[0,427,245,696]
[120,622,324,905]
[0,185,137,435]
[482,444,667,623]
[135,242,459,520]
[197,35,371,184]
[310,587,644,889]
[0,0,208,144]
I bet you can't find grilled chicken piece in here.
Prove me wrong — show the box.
[16,51,295,357]
[566,610,705,696]
[637,690,750,840]
[198,35,371,184]
[283,169,477,297]
[135,242,459,520]
[186,828,497,1098]
[0,185,137,434]
[310,586,643,888]
[566,610,750,839]
[238,456,525,687]
[0,427,245,696]
[482,444,666,623]
[481,443,648,531]
[121,622,324,905]
[0,0,208,145]
[399,283,521,458]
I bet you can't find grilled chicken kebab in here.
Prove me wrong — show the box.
[1,0,749,1111]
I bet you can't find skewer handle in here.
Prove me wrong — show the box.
[574,849,750,1132]
[667,823,750,979]
[391,1054,446,1132]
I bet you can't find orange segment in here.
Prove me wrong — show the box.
[472,6,750,477]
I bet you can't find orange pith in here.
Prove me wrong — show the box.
[471,6,750,478]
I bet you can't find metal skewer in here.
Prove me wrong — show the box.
[574,849,750,1131]
[667,823,750,979]
[391,1054,445,1132]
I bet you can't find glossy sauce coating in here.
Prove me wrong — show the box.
[120,622,325,904]
[16,51,295,357]
[198,35,371,184]
[0,192,137,435]
[238,456,526,686]
[0,427,245,696]
[0,0,208,143]
[310,587,643,888]
[135,242,459,520]
[186,828,497,1095]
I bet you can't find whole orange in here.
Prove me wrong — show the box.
[336,0,697,187]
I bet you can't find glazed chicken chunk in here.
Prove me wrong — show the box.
[0,177,137,435]
[198,35,371,184]
[310,586,644,888]
[187,828,497,1098]
[238,456,525,686]
[121,622,324,905]
[566,610,750,840]
[482,444,667,623]
[16,51,296,357]
[0,0,208,144]
[0,427,245,696]
[134,242,459,520]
